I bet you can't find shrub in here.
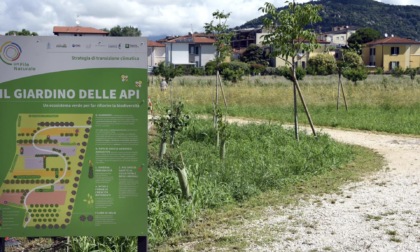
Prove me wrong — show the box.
[342,51,364,68]
[249,62,267,76]
[262,67,281,76]
[375,67,384,75]
[205,60,217,75]
[279,66,306,81]
[343,66,368,85]
[391,66,405,78]
[405,67,418,80]
[307,53,337,75]
[219,61,249,82]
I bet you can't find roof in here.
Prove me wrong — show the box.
[166,34,215,44]
[365,36,420,46]
[147,40,165,47]
[53,26,109,35]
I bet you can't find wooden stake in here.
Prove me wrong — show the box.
[293,82,299,141]
[295,80,317,137]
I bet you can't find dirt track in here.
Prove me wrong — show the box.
[206,119,420,251]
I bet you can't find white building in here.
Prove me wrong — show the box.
[164,33,216,67]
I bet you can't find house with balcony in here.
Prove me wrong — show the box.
[362,36,420,72]
[164,33,216,67]
[318,25,357,46]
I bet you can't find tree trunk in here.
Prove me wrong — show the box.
[159,140,166,161]
[220,139,226,160]
[176,153,191,200]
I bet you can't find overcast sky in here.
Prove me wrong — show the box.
[0,0,418,38]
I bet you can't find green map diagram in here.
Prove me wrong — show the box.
[0,114,93,230]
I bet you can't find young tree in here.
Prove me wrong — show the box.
[204,11,234,146]
[336,50,365,110]
[204,11,234,70]
[259,0,322,140]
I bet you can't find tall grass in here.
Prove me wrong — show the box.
[149,74,420,135]
[148,118,354,247]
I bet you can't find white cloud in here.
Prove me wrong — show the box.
[378,0,420,5]
[0,0,418,37]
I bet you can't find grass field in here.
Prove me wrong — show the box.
[149,74,420,135]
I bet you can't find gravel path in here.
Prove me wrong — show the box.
[237,126,420,252]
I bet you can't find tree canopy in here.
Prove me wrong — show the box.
[240,44,270,66]
[204,11,234,68]
[347,28,381,53]
[259,1,322,67]
[109,25,141,37]
[6,29,38,36]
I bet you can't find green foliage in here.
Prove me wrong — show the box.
[205,60,217,75]
[240,44,270,66]
[279,66,306,81]
[342,66,368,84]
[405,67,418,80]
[148,119,354,247]
[249,63,267,76]
[375,67,384,75]
[177,65,205,76]
[109,25,141,36]
[153,62,182,83]
[154,102,190,147]
[342,51,364,68]
[204,11,234,67]
[347,28,381,53]
[391,66,405,78]
[220,61,249,82]
[69,236,136,252]
[307,53,337,75]
[263,67,281,76]
[6,29,38,36]
[259,1,322,67]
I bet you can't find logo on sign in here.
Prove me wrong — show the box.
[0,41,22,65]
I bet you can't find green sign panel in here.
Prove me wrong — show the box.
[0,37,148,236]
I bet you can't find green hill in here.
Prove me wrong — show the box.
[239,0,420,41]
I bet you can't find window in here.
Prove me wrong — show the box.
[369,48,376,56]
[302,61,306,69]
[190,45,200,55]
[389,61,399,70]
[391,47,399,55]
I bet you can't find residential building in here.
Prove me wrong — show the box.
[273,40,334,68]
[147,40,165,70]
[318,25,357,46]
[231,26,267,50]
[231,26,335,69]
[53,26,109,36]
[362,36,420,72]
[164,33,216,67]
